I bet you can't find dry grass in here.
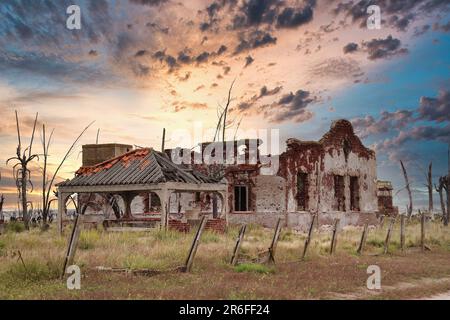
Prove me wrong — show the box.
[0,219,449,299]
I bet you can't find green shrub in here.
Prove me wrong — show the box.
[0,240,5,256]
[1,259,61,284]
[78,230,100,250]
[202,231,220,243]
[6,221,25,233]
[367,238,384,248]
[153,229,183,242]
[279,230,294,241]
[123,254,152,270]
[234,263,274,274]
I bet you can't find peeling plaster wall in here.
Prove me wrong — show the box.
[279,120,378,216]
[286,211,379,232]
[169,192,223,215]
[320,150,377,213]
[227,212,286,228]
[252,175,286,213]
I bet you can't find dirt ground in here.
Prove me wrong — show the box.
[1,221,449,300]
[2,250,450,299]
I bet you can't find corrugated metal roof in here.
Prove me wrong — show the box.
[58,148,219,187]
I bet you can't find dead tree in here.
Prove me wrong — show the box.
[213,79,236,144]
[400,160,413,218]
[447,143,450,227]
[6,111,38,229]
[435,176,448,225]
[0,172,4,221]
[426,162,433,217]
[208,79,238,181]
[40,122,94,228]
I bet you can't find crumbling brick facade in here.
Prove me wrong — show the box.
[225,120,380,230]
[75,120,386,231]
[279,119,378,215]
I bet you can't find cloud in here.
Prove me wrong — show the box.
[418,90,450,123]
[262,89,317,123]
[352,110,414,138]
[235,85,283,112]
[276,3,315,28]
[433,21,450,32]
[244,55,254,67]
[230,0,316,29]
[234,30,277,54]
[362,35,408,60]
[343,42,358,54]
[129,0,168,6]
[332,0,450,31]
[309,57,363,80]
[152,50,179,72]
[353,91,450,159]
[376,125,450,152]
[172,101,209,112]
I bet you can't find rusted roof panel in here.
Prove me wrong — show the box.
[58,148,219,187]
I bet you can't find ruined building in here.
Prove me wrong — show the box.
[206,119,380,228]
[57,119,389,231]
[377,180,398,216]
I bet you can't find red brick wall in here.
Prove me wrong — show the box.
[169,218,227,233]
[168,219,190,233]
[205,218,226,233]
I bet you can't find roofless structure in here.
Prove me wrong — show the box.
[56,147,227,234]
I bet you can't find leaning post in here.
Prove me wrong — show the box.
[61,214,83,279]
[302,214,316,260]
[230,224,247,266]
[420,211,426,252]
[357,221,369,255]
[268,218,283,264]
[383,217,395,254]
[400,214,406,251]
[330,219,340,255]
[183,215,208,272]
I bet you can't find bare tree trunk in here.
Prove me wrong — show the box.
[1,173,6,220]
[21,169,29,228]
[41,121,94,229]
[435,177,446,224]
[447,143,450,226]
[427,162,433,219]
[0,194,4,221]
[400,160,413,218]
[438,186,445,219]
[221,79,235,143]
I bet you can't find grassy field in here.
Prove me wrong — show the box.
[0,219,449,299]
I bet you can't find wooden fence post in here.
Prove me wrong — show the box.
[230,224,247,266]
[302,214,316,260]
[183,216,208,272]
[268,218,282,264]
[61,214,83,279]
[357,221,369,255]
[379,215,385,229]
[330,219,340,255]
[383,217,395,254]
[400,215,405,251]
[420,211,425,252]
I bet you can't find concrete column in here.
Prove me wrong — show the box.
[344,175,350,212]
[156,187,170,230]
[121,191,137,219]
[219,190,228,225]
[57,192,68,236]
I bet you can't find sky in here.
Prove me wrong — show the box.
[0,0,449,211]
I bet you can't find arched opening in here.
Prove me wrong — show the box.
[168,191,224,220]
[131,192,161,218]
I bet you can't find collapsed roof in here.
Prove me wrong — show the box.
[57,148,219,187]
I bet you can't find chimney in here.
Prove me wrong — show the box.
[82,143,133,167]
